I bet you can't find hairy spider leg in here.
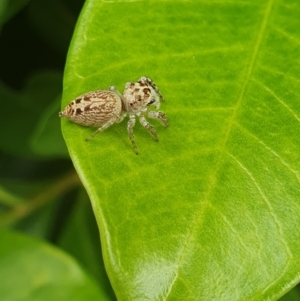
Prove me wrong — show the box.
[85,117,118,141]
[127,114,138,154]
[146,110,168,127]
[138,114,158,141]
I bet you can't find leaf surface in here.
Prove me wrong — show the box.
[61,0,300,300]
[0,230,109,301]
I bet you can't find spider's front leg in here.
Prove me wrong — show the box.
[146,110,168,127]
[127,114,138,155]
[138,114,158,141]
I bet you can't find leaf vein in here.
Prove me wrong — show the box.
[236,122,300,185]
[272,25,300,45]
[258,65,300,84]
[211,204,253,255]
[226,152,292,256]
[166,1,277,297]
[252,77,300,122]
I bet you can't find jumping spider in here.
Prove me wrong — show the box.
[59,76,168,154]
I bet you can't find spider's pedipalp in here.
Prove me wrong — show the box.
[146,110,168,127]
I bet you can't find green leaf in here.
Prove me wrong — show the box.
[0,71,62,158]
[61,0,300,300]
[278,286,300,301]
[0,185,23,206]
[0,230,109,301]
[0,0,31,28]
[58,190,116,300]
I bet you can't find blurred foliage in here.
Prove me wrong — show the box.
[0,0,115,300]
[0,0,300,300]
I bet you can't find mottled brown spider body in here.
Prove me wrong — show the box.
[59,90,122,127]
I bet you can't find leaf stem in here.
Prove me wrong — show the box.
[0,171,81,227]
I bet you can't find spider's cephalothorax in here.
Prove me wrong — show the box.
[122,76,164,112]
[59,76,168,154]
[121,76,168,153]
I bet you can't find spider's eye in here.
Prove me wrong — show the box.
[147,99,155,105]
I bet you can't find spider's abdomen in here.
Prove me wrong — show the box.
[59,90,122,127]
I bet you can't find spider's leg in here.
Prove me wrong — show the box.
[85,119,116,141]
[127,114,138,154]
[115,113,126,124]
[138,114,158,141]
[146,110,168,127]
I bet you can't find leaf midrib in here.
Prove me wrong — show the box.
[165,0,275,298]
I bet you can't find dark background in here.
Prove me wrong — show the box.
[0,0,85,239]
